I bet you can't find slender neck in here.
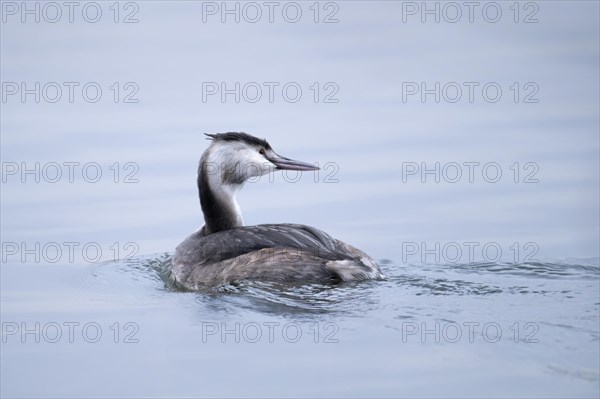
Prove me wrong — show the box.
[198,160,243,236]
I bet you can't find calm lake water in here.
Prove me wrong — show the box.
[1,256,599,397]
[1,1,599,397]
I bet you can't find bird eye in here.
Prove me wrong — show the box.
[259,148,266,155]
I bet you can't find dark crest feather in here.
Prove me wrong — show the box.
[205,132,271,150]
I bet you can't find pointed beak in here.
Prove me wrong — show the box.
[266,152,320,171]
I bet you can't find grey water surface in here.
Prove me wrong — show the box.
[1,1,599,397]
[1,256,599,397]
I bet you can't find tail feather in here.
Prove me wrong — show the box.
[325,258,384,281]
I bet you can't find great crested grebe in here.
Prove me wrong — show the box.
[171,132,383,289]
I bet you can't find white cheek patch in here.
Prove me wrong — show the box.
[208,142,274,184]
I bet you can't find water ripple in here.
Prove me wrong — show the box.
[78,255,599,318]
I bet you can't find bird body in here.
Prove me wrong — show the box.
[171,132,383,288]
